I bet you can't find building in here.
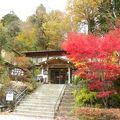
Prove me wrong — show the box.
[23,50,75,84]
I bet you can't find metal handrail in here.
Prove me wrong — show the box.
[54,84,66,118]
[14,87,28,107]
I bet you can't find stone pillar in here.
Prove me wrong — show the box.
[68,67,71,84]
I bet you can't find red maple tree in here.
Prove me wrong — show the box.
[62,28,120,107]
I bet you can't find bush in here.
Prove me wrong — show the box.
[74,107,120,120]
[109,94,120,107]
[72,76,83,85]
[74,87,96,107]
[0,75,11,85]
[0,85,5,99]
[25,79,37,92]
[10,81,26,93]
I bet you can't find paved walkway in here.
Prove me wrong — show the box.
[0,115,53,120]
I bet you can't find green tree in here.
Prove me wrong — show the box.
[67,0,103,33]
[15,22,36,51]
[44,10,72,49]
[7,21,21,38]
[0,23,7,59]
[97,0,120,34]
[1,11,20,26]
[26,4,72,50]
[28,4,48,50]
[67,0,120,34]
[1,12,21,51]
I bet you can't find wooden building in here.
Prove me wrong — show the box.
[23,50,75,84]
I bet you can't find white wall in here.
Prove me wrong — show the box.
[30,55,68,65]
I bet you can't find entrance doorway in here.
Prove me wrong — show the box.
[50,68,68,84]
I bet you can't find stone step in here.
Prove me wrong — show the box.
[32,91,61,93]
[61,102,75,106]
[61,99,74,103]
[24,99,57,102]
[16,106,54,111]
[58,108,73,112]
[24,97,58,100]
[65,87,76,90]
[59,106,74,110]
[58,109,73,113]
[27,95,59,98]
[64,92,73,95]
[17,103,55,108]
[14,84,66,119]
[62,96,74,100]
[15,110,54,115]
[15,108,54,114]
[64,91,73,94]
[57,111,74,116]
[55,85,76,119]
[20,101,57,105]
[13,112,54,119]
[62,96,74,99]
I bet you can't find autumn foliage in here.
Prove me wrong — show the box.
[62,28,120,101]
[15,56,32,69]
[74,107,120,120]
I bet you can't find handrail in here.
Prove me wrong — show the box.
[54,84,66,118]
[14,87,28,108]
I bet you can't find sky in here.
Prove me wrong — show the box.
[0,0,67,21]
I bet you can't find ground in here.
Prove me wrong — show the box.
[0,114,53,120]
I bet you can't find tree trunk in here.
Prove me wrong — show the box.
[0,47,2,61]
[111,0,117,18]
[87,19,95,33]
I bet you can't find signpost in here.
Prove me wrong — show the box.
[10,67,24,82]
[6,90,14,111]
[10,68,24,77]
[6,91,14,101]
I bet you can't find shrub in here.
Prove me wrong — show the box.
[109,94,120,107]
[25,79,37,92]
[73,76,82,85]
[10,81,26,93]
[74,107,120,120]
[74,87,96,107]
[0,85,5,99]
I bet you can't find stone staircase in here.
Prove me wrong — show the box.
[13,84,65,119]
[55,85,79,120]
